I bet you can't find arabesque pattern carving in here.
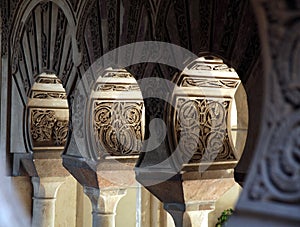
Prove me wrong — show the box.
[187,61,235,72]
[30,109,68,148]
[53,120,69,146]
[31,110,57,142]
[181,77,240,89]
[32,92,67,99]
[95,84,140,92]
[175,98,235,162]
[93,101,143,156]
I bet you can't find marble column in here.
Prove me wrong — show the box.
[84,187,127,227]
[31,177,65,227]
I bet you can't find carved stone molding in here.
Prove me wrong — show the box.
[84,187,127,227]
[12,73,70,177]
[136,57,244,226]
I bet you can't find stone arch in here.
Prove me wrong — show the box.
[8,1,79,176]
[10,0,79,65]
[10,0,80,96]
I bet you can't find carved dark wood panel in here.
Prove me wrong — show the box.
[211,0,246,58]
[1,0,20,57]
[80,0,150,72]
[230,1,261,83]
[188,0,214,54]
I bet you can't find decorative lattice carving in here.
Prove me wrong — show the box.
[30,109,68,148]
[53,120,69,146]
[31,110,57,142]
[93,101,143,156]
[175,98,235,162]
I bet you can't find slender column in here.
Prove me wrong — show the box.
[184,202,215,227]
[84,187,127,227]
[31,177,65,227]
[164,203,185,227]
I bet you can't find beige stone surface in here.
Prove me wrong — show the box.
[208,183,242,227]
[55,176,77,227]
[116,187,137,227]
[33,159,70,177]
[183,178,236,202]
[11,176,32,220]
[77,188,92,227]
[96,170,137,188]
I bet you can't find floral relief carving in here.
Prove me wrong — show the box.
[30,109,68,148]
[31,110,57,142]
[53,120,69,146]
[244,1,300,208]
[93,101,143,156]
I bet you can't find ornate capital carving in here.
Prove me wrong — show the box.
[93,101,143,156]
[89,69,145,159]
[27,73,69,151]
[174,97,235,163]
[168,57,240,166]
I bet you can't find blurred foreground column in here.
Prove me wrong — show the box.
[228,1,300,226]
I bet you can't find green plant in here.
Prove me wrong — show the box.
[215,208,233,227]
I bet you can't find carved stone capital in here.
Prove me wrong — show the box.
[32,177,65,199]
[31,177,65,227]
[84,187,127,227]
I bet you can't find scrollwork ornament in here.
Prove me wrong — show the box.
[276,22,300,107]
[249,111,300,203]
[30,110,57,142]
[93,101,143,156]
[53,120,69,146]
[175,98,234,162]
